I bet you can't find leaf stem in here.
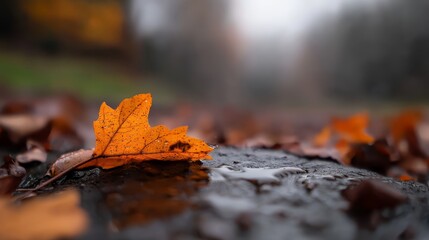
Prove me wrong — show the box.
[14,156,99,201]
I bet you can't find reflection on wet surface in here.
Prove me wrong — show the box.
[97,164,308,229]
[97,161,208,229]
[34,147,429,239]
[211,165,305,184]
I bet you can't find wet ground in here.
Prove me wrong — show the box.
[20,147,429,240]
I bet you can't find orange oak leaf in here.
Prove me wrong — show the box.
[312,113,374,148]
[311,113,375,164]
[78,93,213,169]
[389,110,423,145]
[331,113,374,144]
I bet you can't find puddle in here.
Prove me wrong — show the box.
[210,166,305,184]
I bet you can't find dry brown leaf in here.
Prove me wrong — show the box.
[48,149,94,176]
[16,141,47,164]
[342,180,408,212]
[0,115,49,142]
[0,115,52,148]
[0,189,88,240]
[348,140,392,175]
[399,157,428,175]
[291,144,341,163]
[0,156,26,195]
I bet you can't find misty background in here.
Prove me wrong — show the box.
[1,0,428,108]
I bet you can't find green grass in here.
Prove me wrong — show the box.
[0,51,174,104]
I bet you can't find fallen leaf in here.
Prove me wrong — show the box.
[16,140,47,164]
[342,180,408,229]
[389,110,423,146]
[311,113,375,164]
[331,113,374,144]
[286,143,342,164]
[349,139,392,175]
[78,94,213,169]
[342,180,407,212]
[0,156,26,195]
[0,96,86,152]
[399,157,428,176]
[0,115,52,149]
[383,110,428,180]
[403,128,427,158]
[0,189,88,240]
[388,110,427,159]
[48,149,94,177]
[240,134,276,148]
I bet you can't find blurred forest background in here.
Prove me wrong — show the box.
[1,0,429,109]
